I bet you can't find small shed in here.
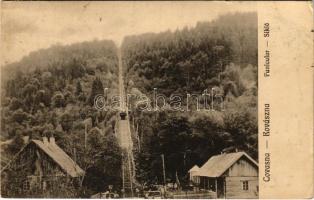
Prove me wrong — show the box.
[191,151,258,199]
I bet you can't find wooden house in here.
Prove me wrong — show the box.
[189,151,258,199]
[1,136,84,197]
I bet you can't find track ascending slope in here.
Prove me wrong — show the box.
[116,47,136,196]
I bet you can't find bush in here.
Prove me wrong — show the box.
[52,92,65,108]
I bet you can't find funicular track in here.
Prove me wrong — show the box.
[116,47,137,197]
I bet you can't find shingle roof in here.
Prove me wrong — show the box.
[32,140,84,178]
[196,152,258,177]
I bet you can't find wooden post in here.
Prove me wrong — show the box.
[161,154,166,186]
[215,178,218,198]
[128,153,134,197]
[211,88,214,110]
[122,162,125,194]
[223,178,226,199]
[208,178,210,190]
[73,147,77,163]
[84,124,87,149]
[136,123,140,152]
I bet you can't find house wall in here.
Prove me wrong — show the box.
[223,156,258,199]
[227,157,258,177]
[225,176,258,199]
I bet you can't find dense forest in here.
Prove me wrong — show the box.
[1,12,257,196]
[1,40,122,196]
[122,12,257,185]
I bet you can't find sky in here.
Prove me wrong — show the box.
[1,2,256,65]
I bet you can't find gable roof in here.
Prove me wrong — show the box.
[196,152,258,178]
[31,140,84,178]
[188,165,200,173]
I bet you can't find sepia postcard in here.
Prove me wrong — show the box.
[0,1,313,199]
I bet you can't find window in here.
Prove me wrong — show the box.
[242,181,249,190]
[23,180,30,191]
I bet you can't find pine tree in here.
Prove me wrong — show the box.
[88,77,104,106]
[75,80,83,96]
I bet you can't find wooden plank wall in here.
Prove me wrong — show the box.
[225,176,258,199]
[228,158,258,177]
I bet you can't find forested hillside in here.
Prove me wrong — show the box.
[1,40,122,196]
[1,12,258,196]
[122,12,257,96]
[121,12,258,185]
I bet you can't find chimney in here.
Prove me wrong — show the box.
[49,136,56,146]
[43,136,48,145]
